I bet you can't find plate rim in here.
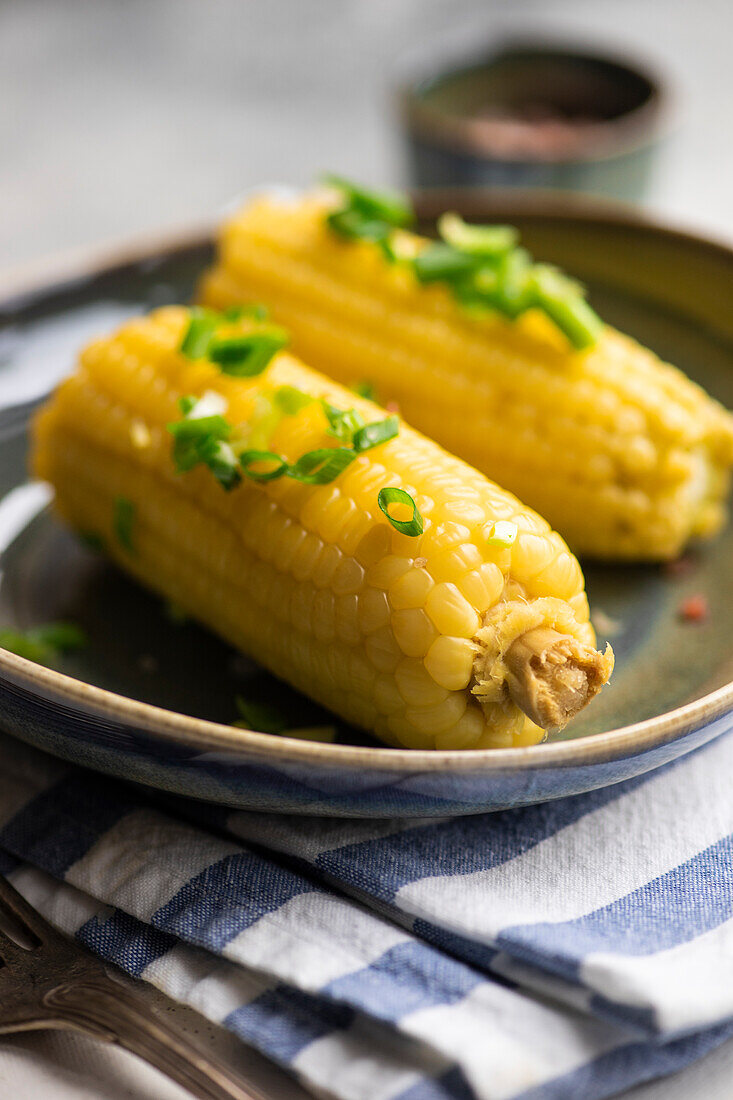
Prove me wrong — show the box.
[1,192,731,773]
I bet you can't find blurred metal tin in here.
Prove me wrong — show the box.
[399,42,669,201]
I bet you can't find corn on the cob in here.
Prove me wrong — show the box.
[199,191,733,560]
[32,306,612,750]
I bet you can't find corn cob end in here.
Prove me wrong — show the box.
[503,628,614,730]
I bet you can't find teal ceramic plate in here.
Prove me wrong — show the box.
[0,194,730,816]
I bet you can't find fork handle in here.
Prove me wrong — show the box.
[42,979,269,1100]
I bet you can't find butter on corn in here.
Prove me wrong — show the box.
[32,306,612,751]
[199,190,733,560]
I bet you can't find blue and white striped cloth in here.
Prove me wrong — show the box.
[1,728,733,1100]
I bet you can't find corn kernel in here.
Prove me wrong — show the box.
[389,567,434,610]
[391,608,438,658]
[358,587,391,634]
[424,635,476,691]
[394,658,449,707]
[425,583,481,637]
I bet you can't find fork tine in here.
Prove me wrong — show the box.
[0,873,55,942]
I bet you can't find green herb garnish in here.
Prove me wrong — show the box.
[238,450,289,482]
[413,242,481,284]
[180,308,220,359]
[208,328,289,377]
[113,496,136,553]
[223,303,269,322]
[234,695,289,734]
[378,487,424,537]
[323,175,413,229]
[288,448,358,484]
[321,178,603,349]
[530,265,602,350]
[352,381,376,401]
[353,415,399,453]
[437,212,517,257]
[274,386,312,415]
[321,401,365,443]
[168,396,241,490]
[0,622,87,666]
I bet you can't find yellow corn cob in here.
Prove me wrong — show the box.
[199,192,733,560]
[32,306,612,751]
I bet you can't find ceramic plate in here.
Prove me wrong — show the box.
[0,194,731,816]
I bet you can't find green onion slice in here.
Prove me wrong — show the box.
[113,496,136,553]
[327,209,391,243]
[353,415,399,453]
[288,448,357,484]
[234,695,288,734]
[223,303,269,322]
[203,441,242,490]
[238,450,289,482]
[30,622,87,651]
[180,308,220,359]
[438,212,518,257]
[484,520,518,548]
[209,328,289,376]
[321,401,365,443]
[530,264,603,350]
[0,622,88,665]
[323,175,414,228]
[377,487,424,536]
[413,243,481,284]
[352,380,376,401]
[274,385,312,415]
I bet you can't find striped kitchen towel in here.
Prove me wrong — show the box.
[1,726,733,1100]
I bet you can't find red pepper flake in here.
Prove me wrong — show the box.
[386,400,401,415]
[678,594,709,623]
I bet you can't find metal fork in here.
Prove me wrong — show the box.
[0,872,267,1100]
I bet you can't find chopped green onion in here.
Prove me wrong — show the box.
[274,385,312,416]
[438,212,518,256]
[238,450,289,482]
[0,622,87,666]
[321,401,365,443]
[113,496,136,553]
[413,243,481,284]
[353,415,399,453]
[377,487,424,536]
[352,381,377,401]
[484,520,518,548]
[179,394,198,415]
[323,175,413,228]
[495,248,533,318]
[530,265,603,350]
[203,440,242,491]
[185,390,228,419]
[234,695,288,734]
[223,303,269,322]
[288,448,357,484]
[168,400,240,489]
[208,328,289,376]
[179,308,220,359]
[327,209,392,243]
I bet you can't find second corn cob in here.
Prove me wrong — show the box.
[32,306,612,750]
[199,189,733,560]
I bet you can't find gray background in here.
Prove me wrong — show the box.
[2,0,732,270]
